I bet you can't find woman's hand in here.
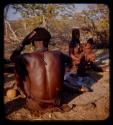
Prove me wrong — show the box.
[86,53,96,62]
[70,54,80,64]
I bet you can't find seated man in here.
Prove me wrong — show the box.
[10,27,71,112]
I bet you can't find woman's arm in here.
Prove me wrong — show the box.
[70,53,81,64]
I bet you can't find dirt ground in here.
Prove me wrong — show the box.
[4,45,109,120]
[4,52,109,120]
[4,71,109,120]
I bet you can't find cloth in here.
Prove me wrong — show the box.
[64,72,95,91]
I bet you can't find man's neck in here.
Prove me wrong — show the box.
[34,47,48,52]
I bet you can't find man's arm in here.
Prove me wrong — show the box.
[10,44,25,62]
[10,30,36,62]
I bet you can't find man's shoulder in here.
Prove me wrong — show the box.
[20,52,30,59]
[43,50,62,56]
[22,51,45,61]
[17,53,33,64]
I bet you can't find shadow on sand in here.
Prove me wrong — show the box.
[4,59,103,116]
[5,97,26,115]
[61,72,103,104]
[5,72,103,115]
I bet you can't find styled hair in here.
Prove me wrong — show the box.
[32,27,51,48]
[72,28,80,40]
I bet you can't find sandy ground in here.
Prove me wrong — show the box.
[4,54,109,120]
[3,45,109,120]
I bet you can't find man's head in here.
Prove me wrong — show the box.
[32,27,51,49]
[22,27,51,50]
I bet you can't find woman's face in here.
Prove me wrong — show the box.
[75,33,80,39]
[85,43,92,49]
[74,45,79,53]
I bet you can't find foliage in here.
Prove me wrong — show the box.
[4,4,109,48]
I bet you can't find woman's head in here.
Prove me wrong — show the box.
[84,38,94,54]
[87,38,94,46]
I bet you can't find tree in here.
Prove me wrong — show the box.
[87,4,109,47]
[11,4,77,30]
[4,5,20,42]
[72,4,109,47]
[11,4,63,29]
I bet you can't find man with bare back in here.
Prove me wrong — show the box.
[10,27,71,112]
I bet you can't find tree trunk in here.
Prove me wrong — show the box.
[5,20,20,42]
[42,15,48,29]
